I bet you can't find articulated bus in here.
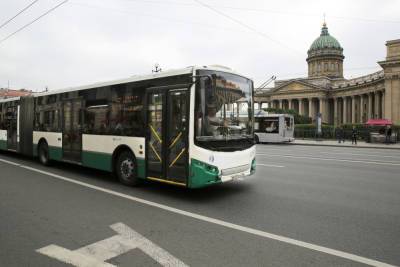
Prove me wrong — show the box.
[0,66,256,188]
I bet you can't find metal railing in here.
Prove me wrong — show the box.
[294,128,399,143]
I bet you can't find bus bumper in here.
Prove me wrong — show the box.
[219,159,255,182]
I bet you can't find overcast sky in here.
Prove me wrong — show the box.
[0,0,399,92]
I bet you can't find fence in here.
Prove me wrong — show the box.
[294,127,399,142]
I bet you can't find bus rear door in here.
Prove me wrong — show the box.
[62,99,83,162]
[6,105,18,151]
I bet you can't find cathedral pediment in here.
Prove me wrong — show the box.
[271,80,324,94]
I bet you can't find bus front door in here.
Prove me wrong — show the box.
[62,99,83,162]
[146,88,189,186]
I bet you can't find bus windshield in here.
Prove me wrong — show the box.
[195,70,254,150]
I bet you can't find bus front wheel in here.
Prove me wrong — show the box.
[38,142,50,166]
[116,150,140,186]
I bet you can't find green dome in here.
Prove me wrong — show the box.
[309,23,342,52]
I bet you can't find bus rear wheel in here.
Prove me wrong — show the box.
[116,151,140,186]
[38,142,50,166]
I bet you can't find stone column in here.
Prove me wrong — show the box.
[319,97,328,123]
[382,91,385,119]
[374,92,379,118]
[288,99,293,110]
[343,97,348,124]
[309,98,314,120]
[333,97,338,126]
[299,99,304,115]
[351,96,356,123]
[278,99,283,109]
[360,95,365,123]
[369,94,373,119]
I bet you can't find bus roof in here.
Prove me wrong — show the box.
[33,65,250,98]
[254,110,294,118]
[0,96,20,103]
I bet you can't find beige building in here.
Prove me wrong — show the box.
[0,88,32,99]
[255,23,400,125]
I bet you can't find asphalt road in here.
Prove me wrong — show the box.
[0,144,399,266]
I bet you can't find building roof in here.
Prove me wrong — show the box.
[0,89,32,98]
[308,23,342,53]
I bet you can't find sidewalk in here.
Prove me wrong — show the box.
[291,139,400,150]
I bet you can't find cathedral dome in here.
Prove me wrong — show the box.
[307,22,344,79]
[308,23,342,52]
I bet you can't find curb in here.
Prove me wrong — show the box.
[288,141,400,150]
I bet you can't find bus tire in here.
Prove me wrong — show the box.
[38,141,51,166]
[115,150,140,186]
[255,135,260,144]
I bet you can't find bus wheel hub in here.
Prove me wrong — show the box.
[121,159,134,178]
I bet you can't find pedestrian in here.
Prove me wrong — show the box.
[351,126,357,145]
[385,125,392,144]
[336,126,345,143]
[340,126,345,143]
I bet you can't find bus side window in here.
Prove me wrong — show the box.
[84,105,110,135]
[110,85,144,137]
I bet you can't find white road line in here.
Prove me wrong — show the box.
[314,152,400,158]
[256,153,400,166]
[0,158,21,166]
[256,163,285,168]
[257,148,400,158]
[0,158,397,267]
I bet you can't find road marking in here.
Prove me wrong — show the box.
[256,153,400,166]
[257,148,400,159]
[0,158,21,166]
[0,158,397,267]
[316,151,400,158]
[256,163,285,168]
[37,222,188,267]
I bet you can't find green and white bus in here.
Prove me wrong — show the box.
[0,65,256,188]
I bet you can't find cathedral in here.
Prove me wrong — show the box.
[255,23,400,125]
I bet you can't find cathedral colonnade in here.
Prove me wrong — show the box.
[256,90,386,125]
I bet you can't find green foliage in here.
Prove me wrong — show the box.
[294,124,336,139]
